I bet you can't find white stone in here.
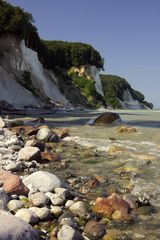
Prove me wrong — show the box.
[57,225,83,240]
[50,206,63,217]
[7,199,24,212]
[18,146,41,161]
[15,208,39,224]
[69,201,87,217]
[29,192,50,207]
[29,207,51,220]
[36,128,52,141]
[23,171,62,193]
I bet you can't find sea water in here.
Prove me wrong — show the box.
[43,109,160,239]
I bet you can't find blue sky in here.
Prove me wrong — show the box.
[7,0,160,108]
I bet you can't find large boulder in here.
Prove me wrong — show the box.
[93,112,121,125]
[0,212,40,240]
[22,171,62,193]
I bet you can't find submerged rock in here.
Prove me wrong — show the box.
[92,193,130,221]
[93,112,121,125]
[84,220,106,239]
[116,126,137,133]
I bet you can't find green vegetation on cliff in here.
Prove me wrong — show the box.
[0,1,104,72]
[101,74,153,109]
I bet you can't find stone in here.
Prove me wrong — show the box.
[36,128,52,141]
[0,213,40,240]
[0,170,29,196]
[107,145,127,155]
[57,225,84,240]
[29,192,50,207]
[116,126,137,133]
[49,133,60,143]
[3,175,29,196]
[41,151,61,162]
[15,208,39,224]
[23,171,62,193]
[7,199,24,212]
[53,128,70,139]
[65,200,75,208]
[55,187,72,199]
[25,139,45,152]
[84,220,106,239]
[93,112,121,125]
[29,206,51,220]
[18,146,41,162]
[5,162,21,172]
[0,188,9,210]
[0,117,5,128]
[49,193,65,206]
[51,206,63,217]
[59,218,77,228]
[69,201,87,217]
[92,193,130,220]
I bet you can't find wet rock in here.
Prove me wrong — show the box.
[107,145,127,155]
[29,192,50,207]
[7,199,24,212]
[84,220,106,239]
[116,126,137,133]
[23,171,62,193]
[57,225,84,240]
[93,112,121,126]
[92,193,130,220]
[131,182,160,207]
[69,201,87,217]
[41,151,61,162]
[15,208,39,224]
[0,213,40,240]
[29,206,51,220]
[18,146,41,162]
[36,127,52,141]
[49,133,60,143]
[53,128,70,139]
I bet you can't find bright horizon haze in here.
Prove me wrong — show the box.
[7,0,160,108]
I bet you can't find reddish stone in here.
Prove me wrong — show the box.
[0,170,29,196]
[92,193,130,219]
[92,197,113,218]
[41,151,61,162]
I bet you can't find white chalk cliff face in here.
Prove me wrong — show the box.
[119,89,143,110]
[0,35,69,108]
[20,40,69,105]
[90,66,104,96]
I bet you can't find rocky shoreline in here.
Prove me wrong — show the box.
[0,115,158,240]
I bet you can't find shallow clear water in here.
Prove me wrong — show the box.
[22,109,160,239]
